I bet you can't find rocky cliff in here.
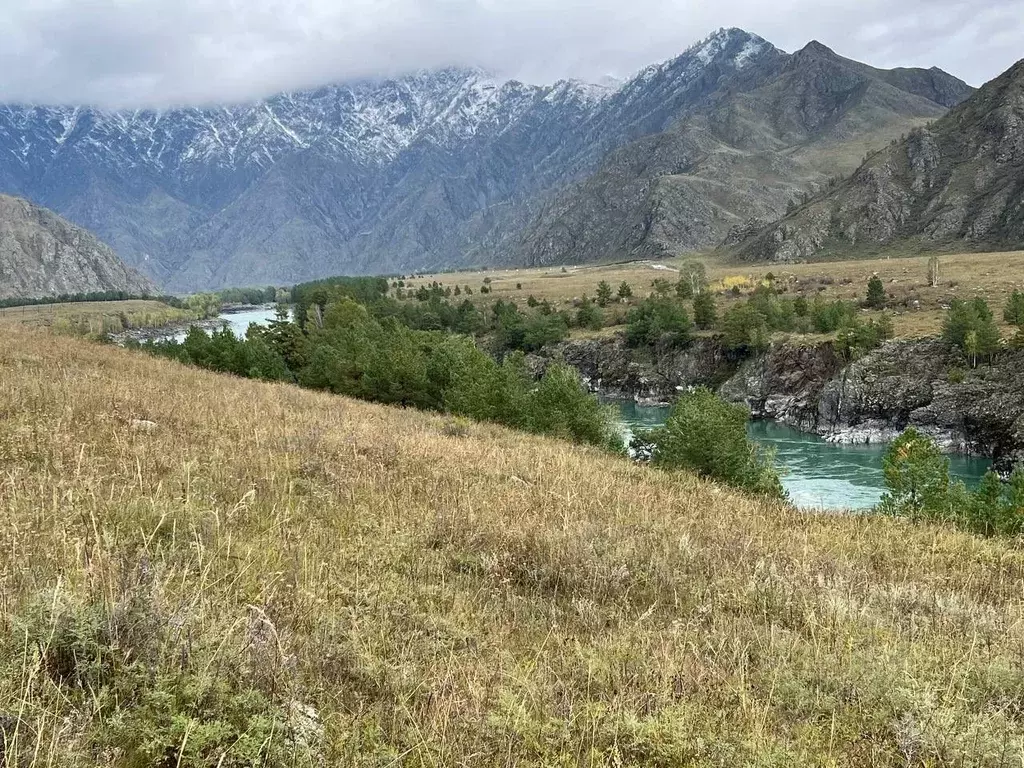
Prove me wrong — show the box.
[0,194,155,300]
[543,335,1024,471]
[733,58,1024,261]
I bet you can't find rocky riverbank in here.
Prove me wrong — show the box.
[539,335,1024,472]
[110,304,274,345]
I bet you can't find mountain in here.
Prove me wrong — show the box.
[732,58,1024,262]
[0,30,973,289]
[510,39,975,267]
[0,194,155,300]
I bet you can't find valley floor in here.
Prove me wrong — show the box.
[1,329,1023,765]
[412,249,1024,341]
[0,299,193,336]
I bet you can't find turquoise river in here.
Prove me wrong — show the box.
[615,400,992,510]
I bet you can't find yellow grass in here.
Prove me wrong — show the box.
[1,328,1023,765]
[406,250,1024,339]
[0,299,194,336]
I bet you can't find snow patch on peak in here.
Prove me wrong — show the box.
[735,38,766,69]
[684,27,769,67]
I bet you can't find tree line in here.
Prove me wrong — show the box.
[0,290,187,310]
[135,286,622,451]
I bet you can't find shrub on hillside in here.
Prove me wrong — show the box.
[635,388,785,499]
[878,427,1024,535]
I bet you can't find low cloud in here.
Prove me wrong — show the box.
[0,0,1019,108]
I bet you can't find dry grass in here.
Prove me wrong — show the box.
[2,328,1024,765]
[408,250,1024,340]
[0,299,193,336]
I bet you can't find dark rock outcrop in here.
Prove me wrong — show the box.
[547,334,1024,470]
[544,336,737,403]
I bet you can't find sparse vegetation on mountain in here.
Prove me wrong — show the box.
[735,59,1024,262]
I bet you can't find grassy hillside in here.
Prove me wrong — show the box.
[2,329,1024,765]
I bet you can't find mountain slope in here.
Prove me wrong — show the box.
[733,58,1024,262]
[0,194,155,300]
[509,40,973,267]
[0,31,972,289]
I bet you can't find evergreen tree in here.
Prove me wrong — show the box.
[1004,291,1024,327]
[596,281,613,307]
[866,275,886,309]
[617,282,633,299]
[692,291,717,330]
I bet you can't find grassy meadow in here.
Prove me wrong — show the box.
[0,299,194,337]
[406,250,1024,340]
[1,327,1024,765]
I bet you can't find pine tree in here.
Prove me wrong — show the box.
[1004,291,1024,327]
[866,275,886,309]
[617,282,632,299]
[693,291,717,330]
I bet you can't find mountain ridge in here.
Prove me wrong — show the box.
[0,30,974,289]
[730,57,1024,262]
[507,38,973,267]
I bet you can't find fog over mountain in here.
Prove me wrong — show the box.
[0,27,982,290]
[0,0,1018,108]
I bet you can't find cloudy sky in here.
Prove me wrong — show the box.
[1,0,1020,108]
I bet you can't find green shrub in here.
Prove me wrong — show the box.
[721,303,770,353]
[1004,291,1024,327]
[878,428,1024,536]
[877,428,953,521]
[525,364,621,449]
[636,389,785,499]
[943,298,1000,366]
[625,297,692,348]
[575,297,604,331]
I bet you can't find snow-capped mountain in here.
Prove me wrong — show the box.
[0,29,972,289]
